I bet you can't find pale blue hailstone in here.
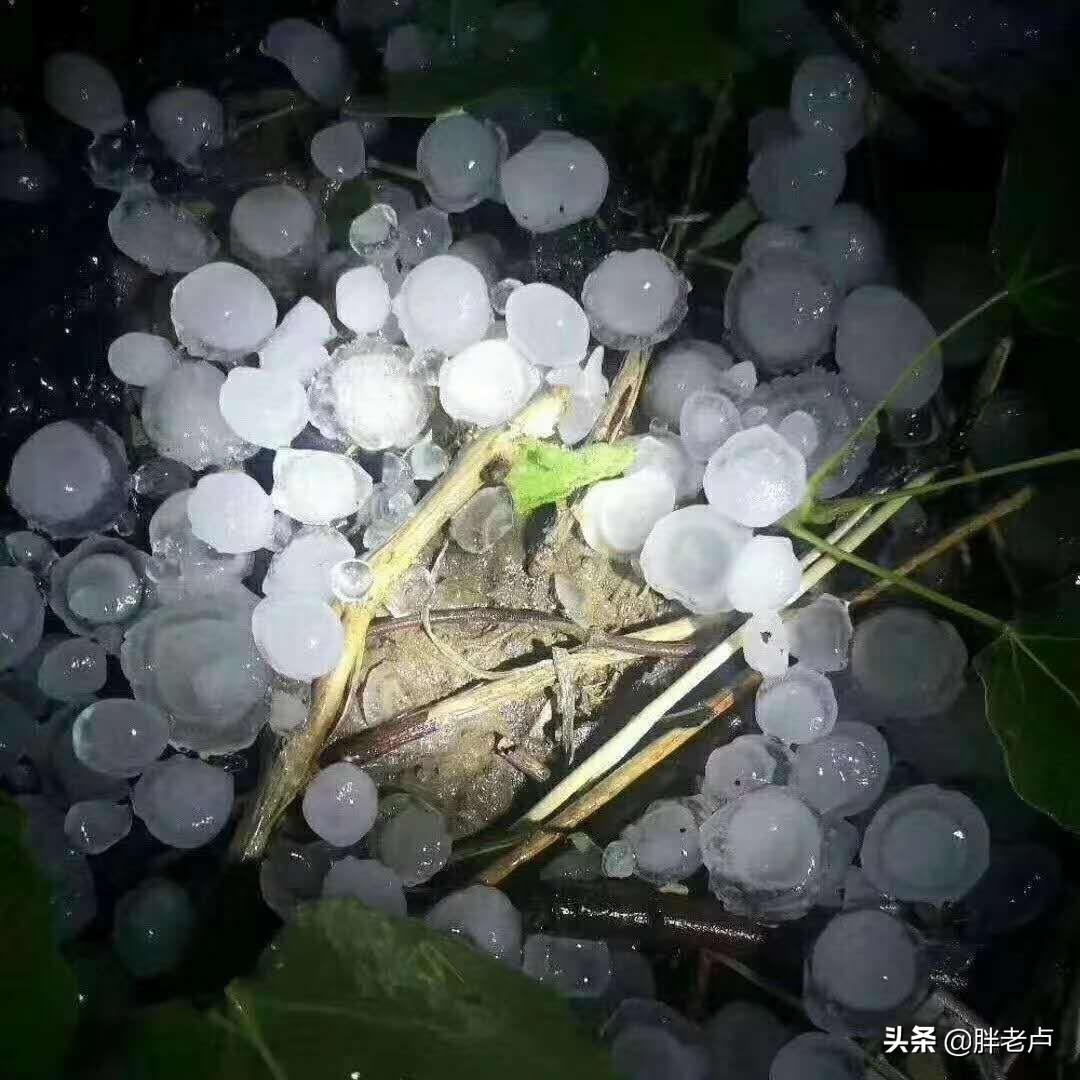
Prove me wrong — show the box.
[302,761,378,847]
[417,112,504,211]
[112,878,196,977]
[789,54,869,150]
[146,86,224,169]
[72,699,169,778]
[748,133,846,227]
[425,885,522,965]
[262,18,349,106]
[132,756,235,849]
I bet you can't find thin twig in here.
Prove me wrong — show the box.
[367,156,422,183]
[688,253,738,273]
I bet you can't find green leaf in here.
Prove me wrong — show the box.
[974,604,1080,828]
[219,900,617,1080]
[692,197,759,254]
[0,793,80,1080]
[990,91,1080,339]
[506,439,636,515]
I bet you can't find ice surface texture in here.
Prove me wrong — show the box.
[755,663,838,745]
[703,735,791,802]
[679,391,742,461]
[789,54,868,150]
[417,112,504,211]
[425,885,522,965]
[271,449,374,525]
[439,339,540,427]
[262,19,348,106]
[792,721,890,817]
[230,185,322,286]
[393,255,491,356]
[302,761,377,847]
[133,755,234,849]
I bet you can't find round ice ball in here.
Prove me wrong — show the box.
[230,184,318,263]
[574,468,676,560]
[262,18,348,107]
[37,636,108,701]
[252,595,344,681]
[417,112,502,212]
[640,505,751,614]
[748,132,846,228]
[393,255,491,356]
[373,801,451,886]
[146,86,224,169]
[679,390,742,461]
[219,367,309,449]
[64,799,132,855]
[107,332,178,387]
[171,263,277,364]
[132,756,235,849]
[439,339,540,427]
[43,52,125,134]
[792,721,890,817]
[703,734,791,802]
[581,248,689,349]
[302,761,378,847]
[335,265,391,336]
[0,566,45,670]
[270,449,374,526]
[322,856,407,917]
[425,884,522,965]
[725,535,801,614]
[263,528,354,603]
[187,471,274,554]
[500,131,608,234]
[310,119,367,180]
[808,203,888,294]
[789,54,869,150]
[72,699,169,778]
[642,339,737,429]
[703,425,807,528]
[741,221,807,261]
[505,282,589,369]
[755,663,838,745]
[113,877,196,978]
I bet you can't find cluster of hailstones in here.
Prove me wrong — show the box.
[0,21,1046,1039]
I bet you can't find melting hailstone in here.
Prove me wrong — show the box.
[372,796,451,886]
[417,111,504,211]
[504,281,589,369]
[0,566,46,669]
[679,390,742,461]
[523,935,611,998]
[302,761,378,847]
[574,468,676,560]
[146,86,224,169]
[725,535,801,615]
[43,52,125,134]
[787,594,852,672]
[263,528,354,603]
[310,119,367,180]
[64,799,132,855]
[108,185,220,275]
[262,18,348,106]
[755,663,838,745]
[808,203,888,294]
[642,339,739,429]
[219,367,309,449]
[393,255,491,356]
[546,346,608,445]
[748,132,846,228]
[703,734,791,802]
[72,698,169,778]
[271,449,374,525]
[252,595,344,681]
[439,339,540,427]
[792,721,890,817]
[770,1033,863,1080]
[425,885,522,965]
[107,332,178,387]
[322,856,407,917]
[187,471,274,554]
[37,637,107,701]
[789,53,869,150]
[335,265,391,336]
[132,756,235,849]
[703,425,807,528]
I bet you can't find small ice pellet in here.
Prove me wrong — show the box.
[107,332,178,387]
[230,184,318,265]
[72,698,169,778]
[372,800,451,886]
[37,637,107,701]
[64,799,132,855]
[574,467,676,560]
[112,878,196,978]
[0,566,45,669]
[417,112,502,212]
[335,265,391,335]
[322,856,407,917]
[808,203,888,294]
[741,610,791,678]
[187,471,274,554]
[262,18,348,106]
[703,425,807,529]
[770,1033,863,1080]
[860,784,990,903]
[5,531,57,575]
[787,594,852,672]
[776,409,819,458]
[522,935,611,997]
[393,255,491,355]
[835,286,942,411]
[407,435,450,481]
[450,487,515,554]
[725,535,801,615]
[504,282,589,369]
[642,339,737,428]
[755,663,838,744]
[271,448,374,525]
[43,52,125,134]
[639,505,751,614]
[741,221,807,261]
[619,799,702,885]
[132,755,234,849]
[425,885,522,965]
[310,120,367,180]
[703,734,790,802]
[251,595,344,681]
[439,339,540,427]
[330,558,374,603]
[792,721,890,817]
[348,203,399,260]
[397,206,453,269]
[748,132,846,227]
[146,86,224,169]
[219,368,309,449]
[263,528,354,603]
[302,761,378,847]
[581,248,688,350]
[679,390,742,461]
[789,54,869,150]
[500,131,608,233]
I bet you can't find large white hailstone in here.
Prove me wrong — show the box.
[107,332,178,387]
[310,119,367,180]
[850,607,967,718]
[187,472,274,555]
[742,610,791,678]
[500,131,608,233]
[439,339,540,427]
[581,249,690,350]
[322,857,407,918]
[725,535,801,615]
[417,112,504,211]
[393,255,491,356]
[271,449,374,526]
[792,721,890,817]
[835,286,942,411]
[808,203,888,294]
[771,1034,864,1080]
[263,528,354,603]
[790,54,869,150]
[262,18,349,106]
[425,885,522,965]
[146,86,224,169]
[574,467,676,560]
[741,221,808,261]
[0,145,56,204]
[755,663,838,744]
[252,595,344,680]
[308,342,432,451]
[546,346,608,445]
[8,420,130,539]
[302,761,378,847]
[43,53,125,134]
[639,505,751,614]
[505,282,589,369]
[230,184,319,266]
[679,390,742,461]
[132,756,235,849]
[748,132,846,227]
[642,339,738,429]
[383,23,434,73]
[219,367,309,449]
[787,594,852,672]
[71,698,169,778]
[335,265,391,335]
[703,425,807,528]
[703,734,791,802]
[108,185,221,275]
[860,785,990,903]
[258,296,336,383]
[171,263,277,365]
[121,586,271,754]
[112,878,196,978]
[724,249,837,374]
[0,567,45,669]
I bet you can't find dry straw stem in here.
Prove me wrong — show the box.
[232,392,567,862]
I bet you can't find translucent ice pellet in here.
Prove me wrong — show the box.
[146,86,224,169]
[679,390,742,461]
[322,856,407,917]
[310,119,367,180]
[789,54,868,150]
[397,206,453,269]
[641,339,737,429]
[725,535,801,615]
[112,878,195,977]
[450,487,515,554]
[43,53,125,134]
[808,203,888,294]
[703,425,807,528]
[72,698,169,777]
[703,735,791,802]
[37,637,107,701]
[219,367,309,449]
[522,935,611,998]
[393,255,491,355]
[64,799,132,855]
[748,133,846,227]
[787,594,852,672]
[546,345,608,445]
[348,203,398,261]
[230,184,320,281]
[618,799,703,886]
[755,663,838,745]
[335,265,391,335]
[741,611,791,678]
[372,796,451,886]
[302,761,378,847]
[574,467,676,560]
[252,595,344,680]
[417,112,503,211]
[504,281,589,369]
[330,558,374,603]
[271,448,374,525]
[107,332,178,387]
[425,885,522,965]
[439,339,540,427]
[263,528,354,603]
[0,566,45,670]
[792,721,890,817]
[187,471,274,555]
[132,755,234,849]
[262,18,348,106]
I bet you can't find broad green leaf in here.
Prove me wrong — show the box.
[221,900,617,1080]
[974,606,1080,828]
[990,90,1080,339]
[506,438,635,515]
[0,793,79,1080]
